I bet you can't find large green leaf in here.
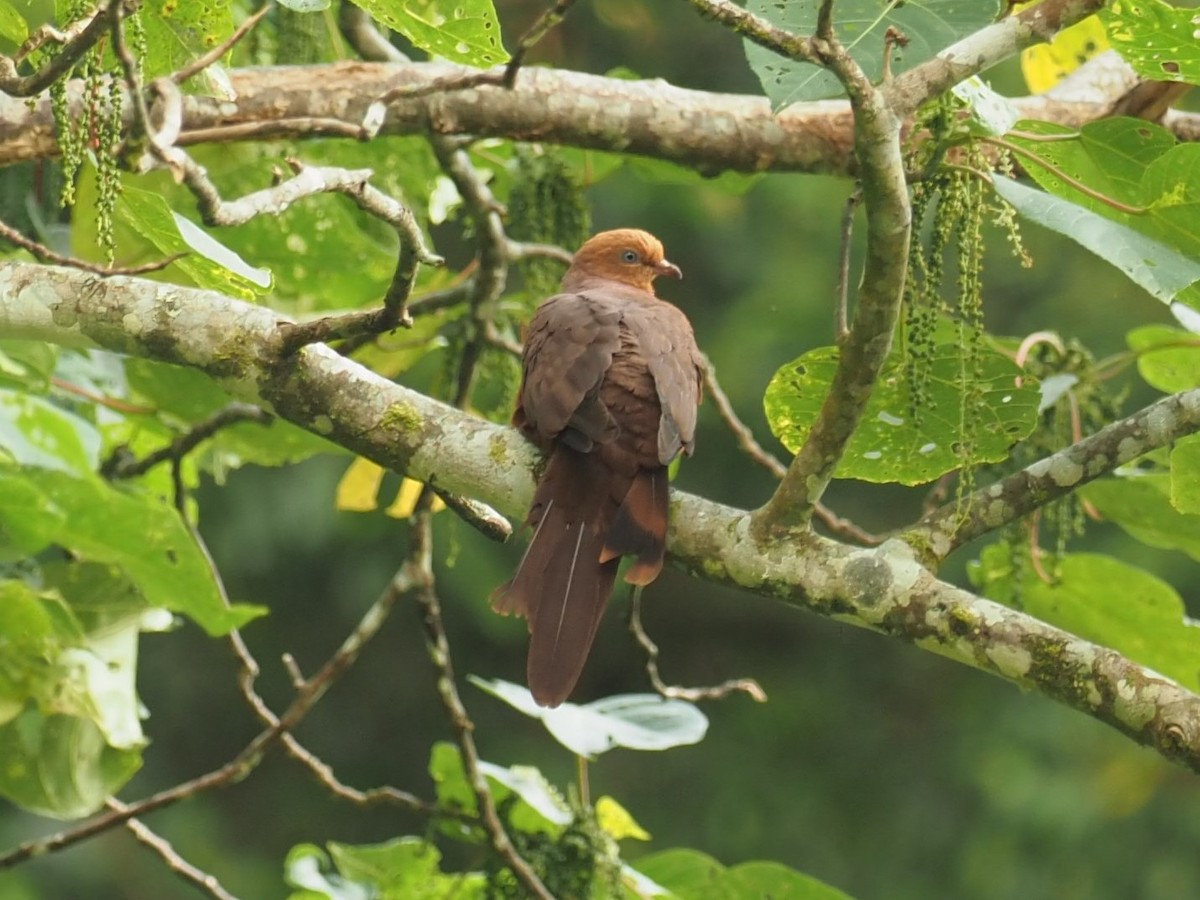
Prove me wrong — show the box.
[352,0,508,67]
[0,570,164,819]
[744,0,999,107]
[0,709,142,820]
[1170,434,1200,516]
[1081,473,1200,561]
[1126,324,1200,393]
[0,2,28,44]
[1003,119,1200,307]
[0,466,263,634]
[0,388,100,475]
[971,547,1200,692]
[763,343,1040,485]
[118,187,271,300]
[1100,0,1200,85]
[992,175,1200,305]
[637,848,855,900]
[0,340,57,393]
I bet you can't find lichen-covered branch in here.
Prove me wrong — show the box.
[907,387,1200,562]
[750,25,910,536]
[4,260,1200,774]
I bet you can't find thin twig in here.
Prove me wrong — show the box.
[629,588,767,702]
[0,0,116,96]
[0,510,420,869]
[501,0,580,88]
[375,0,579,100]
[171,2,274,85]
[103,403,272,480]
[108,800,241,900]
[0,219,185,275]
[701,354,787,479]
[408,506,554,900]
[108,9,441,351]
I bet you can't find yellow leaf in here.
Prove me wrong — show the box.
[336,457,385,512]
[595,796,650,841]
[1020,14,1110,94]
[384,478,445,518]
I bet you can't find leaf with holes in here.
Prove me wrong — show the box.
[764,343,1039,485]
[353,0,508,68]
[745,0,1000,107]
[1100,0,1200,84]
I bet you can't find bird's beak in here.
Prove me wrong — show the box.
[655,259,683,280]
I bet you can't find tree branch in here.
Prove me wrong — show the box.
[5,260,1200,774]
[907,387,1200,562]
[10,60,1195,172]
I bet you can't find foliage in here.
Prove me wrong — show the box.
[2,0,1200,898]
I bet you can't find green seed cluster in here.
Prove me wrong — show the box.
[507,146,591,300]
[43,1,142,265]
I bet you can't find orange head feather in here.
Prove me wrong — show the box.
[561,229,682,293]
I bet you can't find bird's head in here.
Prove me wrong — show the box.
[564,229,682,293]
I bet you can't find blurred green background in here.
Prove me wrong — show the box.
[4,2,1200,898]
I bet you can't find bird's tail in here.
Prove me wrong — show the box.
[491,446,623,707]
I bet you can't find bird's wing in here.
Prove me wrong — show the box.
[626,301,703,464]
[519,291,628,450]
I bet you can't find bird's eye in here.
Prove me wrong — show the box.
[620,249,640,264]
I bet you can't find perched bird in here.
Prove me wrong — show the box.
[492,229,703,707]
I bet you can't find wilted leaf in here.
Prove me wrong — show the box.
[1020,13,1110,93]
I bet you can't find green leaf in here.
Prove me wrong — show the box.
[0,581,81,726]
[428,741,563,837]
[1100,0,1200,84]
[353,0,508,67]
[0,466,264,634]
[0,709,142,820]
[0,340,57,392]
[636,849,855,900]
[745,0,1000,107]
[1127,324,1200,392]
[763,343,1040,485]
[0,3,29,44]
[972,547,1200,692]
[0,475,65,557]
[469,676,709,759]
[139,0,235,80]
[992,175,1200,305]
[1171,434,1200,515]
[1082,472,1200,561]
[0,388,100,475]
[117,188,270,300]
[1003,119,1200,288]
[285,838,487,900]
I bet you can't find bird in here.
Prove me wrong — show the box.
[492,229,700,710]
[492,228,704,708]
